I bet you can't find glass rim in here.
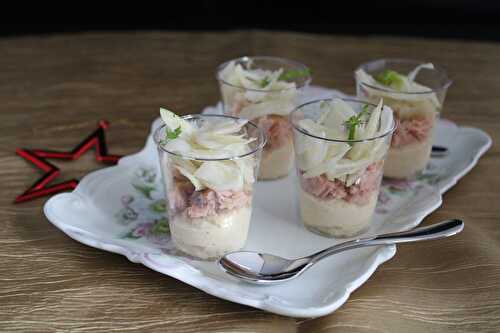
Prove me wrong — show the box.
[216,55,312,93]
[356,58,453,95]
[289,98,397,144]
[153,114,267,161]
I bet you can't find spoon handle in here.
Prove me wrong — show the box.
[310,219,463,263]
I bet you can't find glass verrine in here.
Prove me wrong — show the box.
[290,98,396,238]
[153,114,266,260]
[355,59,452,179]
[217,56,311,180]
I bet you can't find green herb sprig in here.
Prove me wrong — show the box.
[245,76,271,88]
[244,68,310,88]
[166,126,182,140]
[344,104,371,142]
[260,76,271,87]
[374,70,405,90]
[279,68,311,82]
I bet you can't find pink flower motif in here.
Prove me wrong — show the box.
[382,178,414,191]
[132,223,152,237]
[121,195,134,206]
[377,190,390,205]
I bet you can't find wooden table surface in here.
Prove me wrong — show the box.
[1,31,499,332]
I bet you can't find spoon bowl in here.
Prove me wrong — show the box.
[219,252,310,284]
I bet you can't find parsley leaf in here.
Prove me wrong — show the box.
[345,116,361,141]
[375,70,405,90]
[166,126,182,140]
[260,76,271,88]
[279,68,311,82]
[245,76,270,88]
[344,105,372,142]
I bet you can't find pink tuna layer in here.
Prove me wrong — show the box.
[254,115,293,151]
[231,100,292,152]
[392,117,433,148]
[300,162,383,205]
[168,177,251,219]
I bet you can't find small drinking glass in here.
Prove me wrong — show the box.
[217,56,311,180]
[355,59,452,179]
[290,98,396,238]
[154,114,266,260]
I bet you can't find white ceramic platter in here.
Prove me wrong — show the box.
[44,86,491,318]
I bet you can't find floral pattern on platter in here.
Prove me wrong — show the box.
[122,218,169,244]
[114,167,170,244]
[376,162,445,214]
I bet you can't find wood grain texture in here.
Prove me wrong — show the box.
[0,31,499,332]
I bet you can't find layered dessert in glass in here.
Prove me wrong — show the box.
[154,109,266,259]
[290,98,395,237]
[355,59,452,179]
[217,56,311,180]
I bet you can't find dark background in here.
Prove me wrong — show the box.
[1,1,498,41]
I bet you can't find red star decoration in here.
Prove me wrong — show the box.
[15,120,122,203]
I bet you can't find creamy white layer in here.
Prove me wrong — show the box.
[258,138,294,180]
[299,189,378,238]
[383,135,433,179]
[170,207,252,259]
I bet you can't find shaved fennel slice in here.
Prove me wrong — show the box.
[172,157,198,173]
[302,143,351,178]
[244,80,296,102]
[330,99,357,120]
[235,64,261,89]
[219,61,237,84]
[317,104,351,140]
[245,90,268,103]
[347,100,385,161]
[269,79,296,91]
[265,68,285,86]
[347,121,372,160]
[193,133,223,149]
[183,149,240,160]
[194,132,253,150]
[407,82,442,109]
[160,108,193,136]
[325,158,372,180]
[239,98,296,119]
[347,140,369,161]
[366,84,440,108]
[164,138,192,155]
[234,157,255,184]
[379,105,394,134]
[299,141,328,171]
[363,99,384,139]
[222,141,254,155]
[355,68,380,89]
[200,118,248,135]
[356,68,441,108]
[408,63,434,82]
[194,161,244,192]
[368,139,389,162]
[175,165,204,191]
[295,119,329,169]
